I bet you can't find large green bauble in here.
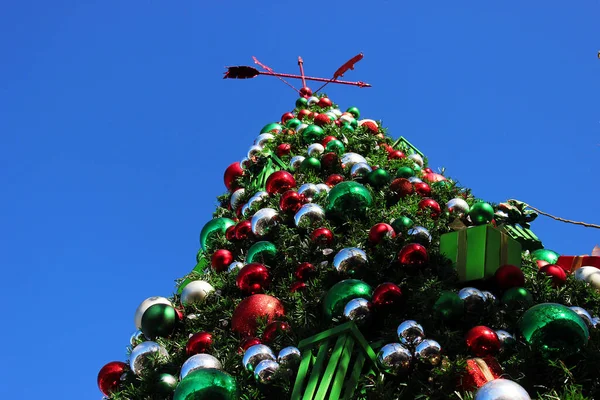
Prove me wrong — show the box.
[468,202,495,225]
[501,287,533,311]
[341,123,355,134]
[326,139,345,154]
[367,168,391,188]
[346,106,360,119]
[286,118,301,129]
[141,304,177,340]
[246,241,277,264]
[391,216,414,233]
[433,291,464,321]
[326,181,372,216]
[173,368,238,400]
[518,303,589,358]
[260,123,283,134]
[296,97,308,109]
[302,125,325,143]
[532,249,560,265]
[300,157,321,172]
[323,279,373,320]
[200,218,235,251]
[395,166,414,179]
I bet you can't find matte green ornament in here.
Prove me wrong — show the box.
[260,123,283,134]
[246,241,277,264]
[296,97,309,109]
[325,139,345,154]
[395,166,414,179]
[518,303,589,357]
[501,287,533,311]
[347,106,360,119]
[433,291,464,320]
[367,168,391,188]
[156,373,178,394]
[302,125,325,143]
[286,118,302,129]
[200,218,236,251]
[141,304,177,340]
[173,368,239,400]
[468,202,495,225]
[323,279,373,320]
[326,181,373,216]
[341,123,355,134]
[300,157,321,172]
[391,216,414,233]
[532,248,560,265]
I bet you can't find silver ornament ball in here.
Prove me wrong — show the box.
[474,379,531,400]
[331,108,342,117]
[333,247,368,274]
[254,133,275,147]
[230,188,245,209]
[130,329,144,346]
[495,330,516,349]
[134,296,172,329]
[179,353,222,380]
[408,153,424,167]
[570,306,594,327]
[242,344,276,372]
[593,316,600,329]
[446,198,470,215]
[130,341,169,376]
[247,144,263,159]
[407,226,432,245]
[482,291,497,305]
[414,339,442,366]
[277,346,301,368]
[307,96,320,105]
[408,177,423,184]
[298,183,319,202]
[290,156,305,171]
[180,280,215,305]
[307,143,325,157]
[251,208,279,236]
[315,183,330,194]
[254,360,280,383]
[397,320,425,347]
[343,298,373,325]
[340,153,367,169]
[294,203,325,228]
[350,162,372,179]
[458,287,486,314]
[296,123,309,134]
[377,343,412,375]
[228,261,244,273]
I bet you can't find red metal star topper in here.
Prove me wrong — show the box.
[223,53,371,94]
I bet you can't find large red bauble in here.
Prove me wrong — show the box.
[235,220,253,241]
[423,172,446,183]
[418,198,441,219]
[186,331,213,356]
[388,150,405,160]
[262,321,291,343]
[279,190,304,213]
[276,143,292,157]
[318,97,333,108]
[368,223,396,245]
[238,336,261,354]
[295,262,316,281]
[398,243,428,266]
[281,112,294,124]
[372,282,403,308]
[413,182,431,197]
[211,249,233,273]
[362,120,379,134]
[325,174,344,187]
[311,227,334,246]
[314,113,331,126]
[290,281,307,292]
[226,225,237,241]
[232,294,285,337]
[297,109,312,120]
[322,135,338,146]
[539,264,567,287]
[265,171,296,195]
[390,178,414,198]
[494,264,525,290]
[465,326,500,357]
[224,162,244,191]
[320,152,339,170]
[236,263,271,294]
[97,361,128,396]
[299,87,313,98]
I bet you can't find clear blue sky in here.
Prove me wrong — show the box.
[0,2,598,398]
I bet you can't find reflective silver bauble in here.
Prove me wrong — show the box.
[180,280,215,305]
[414,339,442,366]
[408,177,423,184]
[340,153,368,169]
[296,123,309,134]
[130,329,144,346]
[254,133,275,147]
[331,108,342,117]
[277,346,301,368]
[482,291,497,305]
[333,247,368,274]
[240,157,251,169]
[397,320,425,347]
[495,330,516,349]
[251,208,279,236]
[307,96,320,105]
[325,112,337,120]
[130,341,169,376]
[180,353,222,380]
[350,162,372,179]
[134,296,172,329]
[593,316,600,329]
[228,261,244,273]
[298,183,319,202]
[343,298,372,325]
[248,145,263,159]
[474,378,531,400]
[241,203,251,217]
[446,198,470,215]
[242,344,276,372]
[290,156,306,171]
[339,114,354,124]
[407,226,432,245]
[315,183,330,194]
[230,188,246,209]
[408,153,424,167]
[294,203,325,228]
[570,306,594,327]
[307,143,325,157]
[458,287,486,314]
[254,360,280,383]
[376,343,412,375]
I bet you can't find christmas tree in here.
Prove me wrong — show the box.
[98,56,600,400]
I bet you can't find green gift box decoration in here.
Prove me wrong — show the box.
[390,136,424,158]
[440,225,522,282]
[502,224,543,251]
[177,255,209,294]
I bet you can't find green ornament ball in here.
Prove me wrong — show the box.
[391,216,414,233]
[341,123,355,134]
[141,304,177,340]
[326,139,345,154]
[296,97,308,109]
[300,157,321,172]
[326,181,373,216]
[246,241,277,264]
[286,118,302,129]
[501,287,534,311]
[156,373,178,394]
[395,166,414,179]
[302,125,325,143]
[532,249,560,265]
[260,123,283,134]
[349,118,358,129]
[433,291,464,321]
[346,106,360,119]
[173,368,239,400]
[323,279,373,320]
[200,218,236,251]
[468,202,495,225]
[518,303,589,357]
[367,168,391,188]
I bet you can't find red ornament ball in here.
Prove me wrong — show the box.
[362,120,379,133]
[325,174,345,187]
[314,113,332,126]
[390,178,414,199]
[211,249,233,273]
[413,182,431,197]
[226,225,237,241]
[318,97,333,108]
[236,263,271,294]
[265,171,296,195]
[262,321,291,343]
[465,326,500,357]
[295,262,316,281]
[494,264,525,290]
[185,332,213,356]
[232,294,286,337]
[98,361,128,396]
[423,172,446,183]
[238,336,261,354]
[388,150,405,160]
[418,198,441,219]
[311,227,334,246]
[281,112,294,124]
[290,281,307,293]
[372,282,403,309]
[297,109,312,120]
[322,135,338,146]
[320,152,339,170]
[276,143,292,157]
[539,264,567,287]
[368,223,396,245]
[235,220,253,241]
[299,87,313,98]
[398,243,429,266]
[224,162,244,191]
[279,190,304,214]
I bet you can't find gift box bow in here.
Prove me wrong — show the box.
[494,199,538,228]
